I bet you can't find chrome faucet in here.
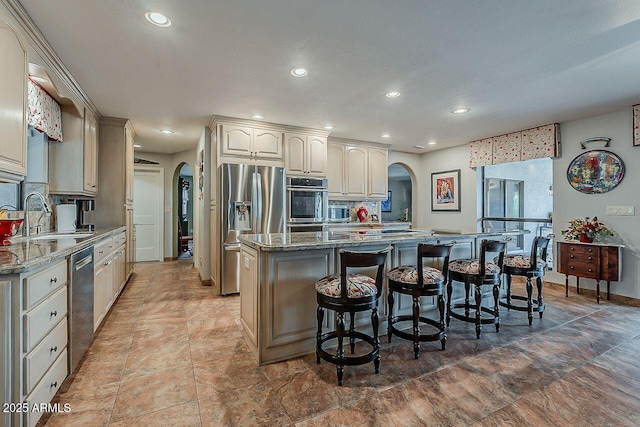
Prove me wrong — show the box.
[24,192,52,237]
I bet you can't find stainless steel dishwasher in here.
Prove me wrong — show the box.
[69,246,94,372]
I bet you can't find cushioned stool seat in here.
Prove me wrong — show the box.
[387,244,452,359]
[499,237,550,325]
[315,273,377,298]
[316,246,391,386]
[447,240,507,339]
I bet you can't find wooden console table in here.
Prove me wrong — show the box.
[557,241,623,304]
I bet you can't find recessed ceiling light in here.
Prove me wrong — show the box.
[145,12,171,27]
[159,129,174,134]
[381,133,391,138]
[323,124,334,130]
[252,114,264,120]
[385,91,401,98]
[133,144,141,148]
[451,107,470,114]
[290,68,308,77]
[414,145,424,149]
[30,75,48,84]
[427,141,437,145]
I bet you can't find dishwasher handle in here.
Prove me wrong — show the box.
[75,254,93,271]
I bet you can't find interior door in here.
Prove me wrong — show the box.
[133,168,163,261]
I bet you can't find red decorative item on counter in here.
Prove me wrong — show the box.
[357,206,368,223]
[0,219,23,245]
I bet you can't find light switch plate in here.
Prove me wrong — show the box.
[606,205,635,216]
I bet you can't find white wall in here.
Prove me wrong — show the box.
[552,108,640,299]
[194,127,211,282]
[420,144,480,232]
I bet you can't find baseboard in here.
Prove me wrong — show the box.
[545,281,640,307]
[164,257,178,261]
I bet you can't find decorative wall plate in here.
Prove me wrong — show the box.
[566,150,624,194]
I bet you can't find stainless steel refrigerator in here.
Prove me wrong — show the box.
[220,163,286,294]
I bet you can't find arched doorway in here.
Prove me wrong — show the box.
[174,163,194,259]
[385,163,415,224]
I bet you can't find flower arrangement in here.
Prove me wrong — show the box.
[561,216,613,243]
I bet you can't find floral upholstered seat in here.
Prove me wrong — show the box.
[448,259,501,275]
[501,255,546,269]
[315,273,377,298]
[387,265,445,285]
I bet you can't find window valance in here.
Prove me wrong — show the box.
[469,123,559,167]
[27,78,63,142]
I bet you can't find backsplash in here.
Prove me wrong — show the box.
[329,200,380,223]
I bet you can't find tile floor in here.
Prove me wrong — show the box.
[42,260,640,426]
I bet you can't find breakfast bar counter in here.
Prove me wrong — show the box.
[237,229,517,364]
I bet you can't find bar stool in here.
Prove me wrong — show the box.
[446,239,507,339]
[500,236,550,325]
[387,243,452,359]
[315,246,391,386]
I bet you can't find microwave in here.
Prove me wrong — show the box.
[327,205,351,222]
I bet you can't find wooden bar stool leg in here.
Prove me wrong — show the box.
[505,273,512,308]
[446,279,453,327]
[412,296,420,359]
[537,277,544,319]
[474,284,482,339]
[526,277,533,326]
[465,282,471,318]
[371,307,380,373]
[438,294,446,350]
[493,283,500,332]
[336,312,345,386]
[387,290,394,342]
[349,311,356,354]
[316,306,324,364]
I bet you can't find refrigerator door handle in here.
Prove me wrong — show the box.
[251,172,261,234]
[255,172,263,234]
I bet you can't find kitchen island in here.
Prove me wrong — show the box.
[237,229,516,365]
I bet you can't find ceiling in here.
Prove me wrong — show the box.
[17,0,640,154]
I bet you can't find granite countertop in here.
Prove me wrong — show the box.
[0,226,126,274]
[238,229,505,252]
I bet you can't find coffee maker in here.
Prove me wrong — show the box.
[76,200,95,231]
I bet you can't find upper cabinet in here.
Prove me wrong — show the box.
[211,116,330,170]
[50,108,99,196]
[221,124,283,161]
[0,20,27,183]
[284,133,327,177]
[326,140,389,201]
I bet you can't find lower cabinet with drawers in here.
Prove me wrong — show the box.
[16,259,69,427]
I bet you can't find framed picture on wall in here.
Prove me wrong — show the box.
[381,191,392,212]
[633,104,640,146]
[431,169,461,211]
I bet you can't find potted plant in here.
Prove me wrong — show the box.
[561,216,613,243]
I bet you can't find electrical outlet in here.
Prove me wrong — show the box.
[606,206,635,216]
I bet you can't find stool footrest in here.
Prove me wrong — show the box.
[499,295,545,312]
[450,303,499,325]
[317,330,378,367]
[389,315,444,342]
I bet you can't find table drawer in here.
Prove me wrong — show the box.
[564,244,596,255]
[567,252,597,263]
[24,348,68,427]
[23,260,67,310]
[24,286,67,352]
[566,262,598,279]
[23,318,68,394]
[94,237,114,263]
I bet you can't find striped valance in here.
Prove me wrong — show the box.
[27,78,63,142]
[469,123,559,167]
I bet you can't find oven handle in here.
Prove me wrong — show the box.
[286,187,328,192]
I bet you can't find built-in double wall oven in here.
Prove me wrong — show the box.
[286,177,328,232]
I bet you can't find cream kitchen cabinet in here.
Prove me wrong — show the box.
[95,117,135,280]
[327,142,388,200]
[221,124,283,160]
[284,133,327,176]
[0,19,28,183]
[50,108,99,196]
